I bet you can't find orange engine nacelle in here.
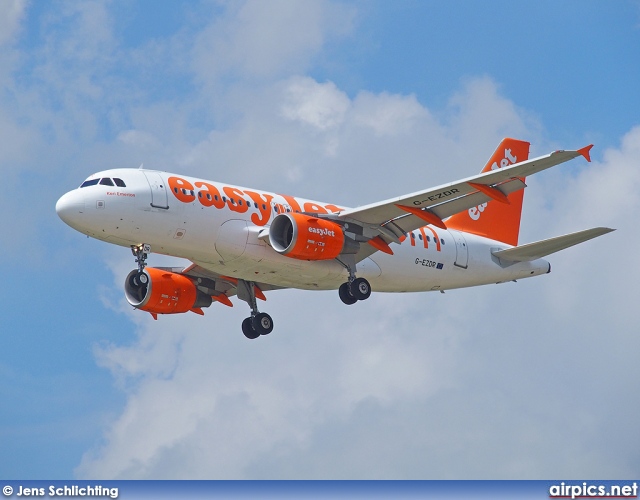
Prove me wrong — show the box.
[269,212,355,261]
[124,267,212,316]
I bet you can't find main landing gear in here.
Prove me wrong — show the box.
[237,279,274,340]
[337,255,372,305]
[241,313,274,339]
[339,277,372,305]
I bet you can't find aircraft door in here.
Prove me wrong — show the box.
[452,231,469,269]
[142,171,169,209]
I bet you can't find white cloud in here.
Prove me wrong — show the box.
[0,0,27,47]
[191,0,356,84]
[351,90,428,137]
[445,76,543,156]
[281,76,350,131]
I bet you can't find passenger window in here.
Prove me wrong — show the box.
[113,178,126,187]
[80,179,99,188]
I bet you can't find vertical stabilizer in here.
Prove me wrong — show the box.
[447,138,530,246]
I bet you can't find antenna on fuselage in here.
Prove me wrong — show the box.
[138,163,144,170]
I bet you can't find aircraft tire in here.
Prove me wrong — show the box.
[131,271,148,287]
[129,273,140,288]
[339,282,358,305]
[242,317,260,339]
[351,278,371,301]
[253,312,274,336]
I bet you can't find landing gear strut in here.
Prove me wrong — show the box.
[237,279,273,340]
[130,243,151,286]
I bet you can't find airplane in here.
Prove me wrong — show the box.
[56,138,614,339]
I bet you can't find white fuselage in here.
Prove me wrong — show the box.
[56,168,550,293]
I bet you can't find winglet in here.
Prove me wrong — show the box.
[578,144,593,162]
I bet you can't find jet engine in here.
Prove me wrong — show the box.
[124,267,212,316]
[268,213,358,260]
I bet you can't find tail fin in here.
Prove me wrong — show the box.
[446,138,530,246]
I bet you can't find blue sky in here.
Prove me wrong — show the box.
[1,0,639,479]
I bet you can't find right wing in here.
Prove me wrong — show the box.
[334,145,594,241]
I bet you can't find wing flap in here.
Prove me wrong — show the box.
[491,227,615,262]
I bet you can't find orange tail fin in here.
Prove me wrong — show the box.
[446,138,530,246]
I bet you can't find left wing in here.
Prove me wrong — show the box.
[332,145,593,243]
[156,263,286,306]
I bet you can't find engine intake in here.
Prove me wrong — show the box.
[124,267,212,316]
[269,213,357,260]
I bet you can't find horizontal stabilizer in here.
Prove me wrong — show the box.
[492,227,615,262]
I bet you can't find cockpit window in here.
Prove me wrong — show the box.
[81,177,127,188]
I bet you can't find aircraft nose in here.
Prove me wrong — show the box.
[56,190,85,227]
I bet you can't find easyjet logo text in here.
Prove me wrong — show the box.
[469,147,518,220]
[167,176,342,227]
[308,227,336,237]
[489,148,518,171]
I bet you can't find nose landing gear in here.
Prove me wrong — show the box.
[130,243,151,286]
